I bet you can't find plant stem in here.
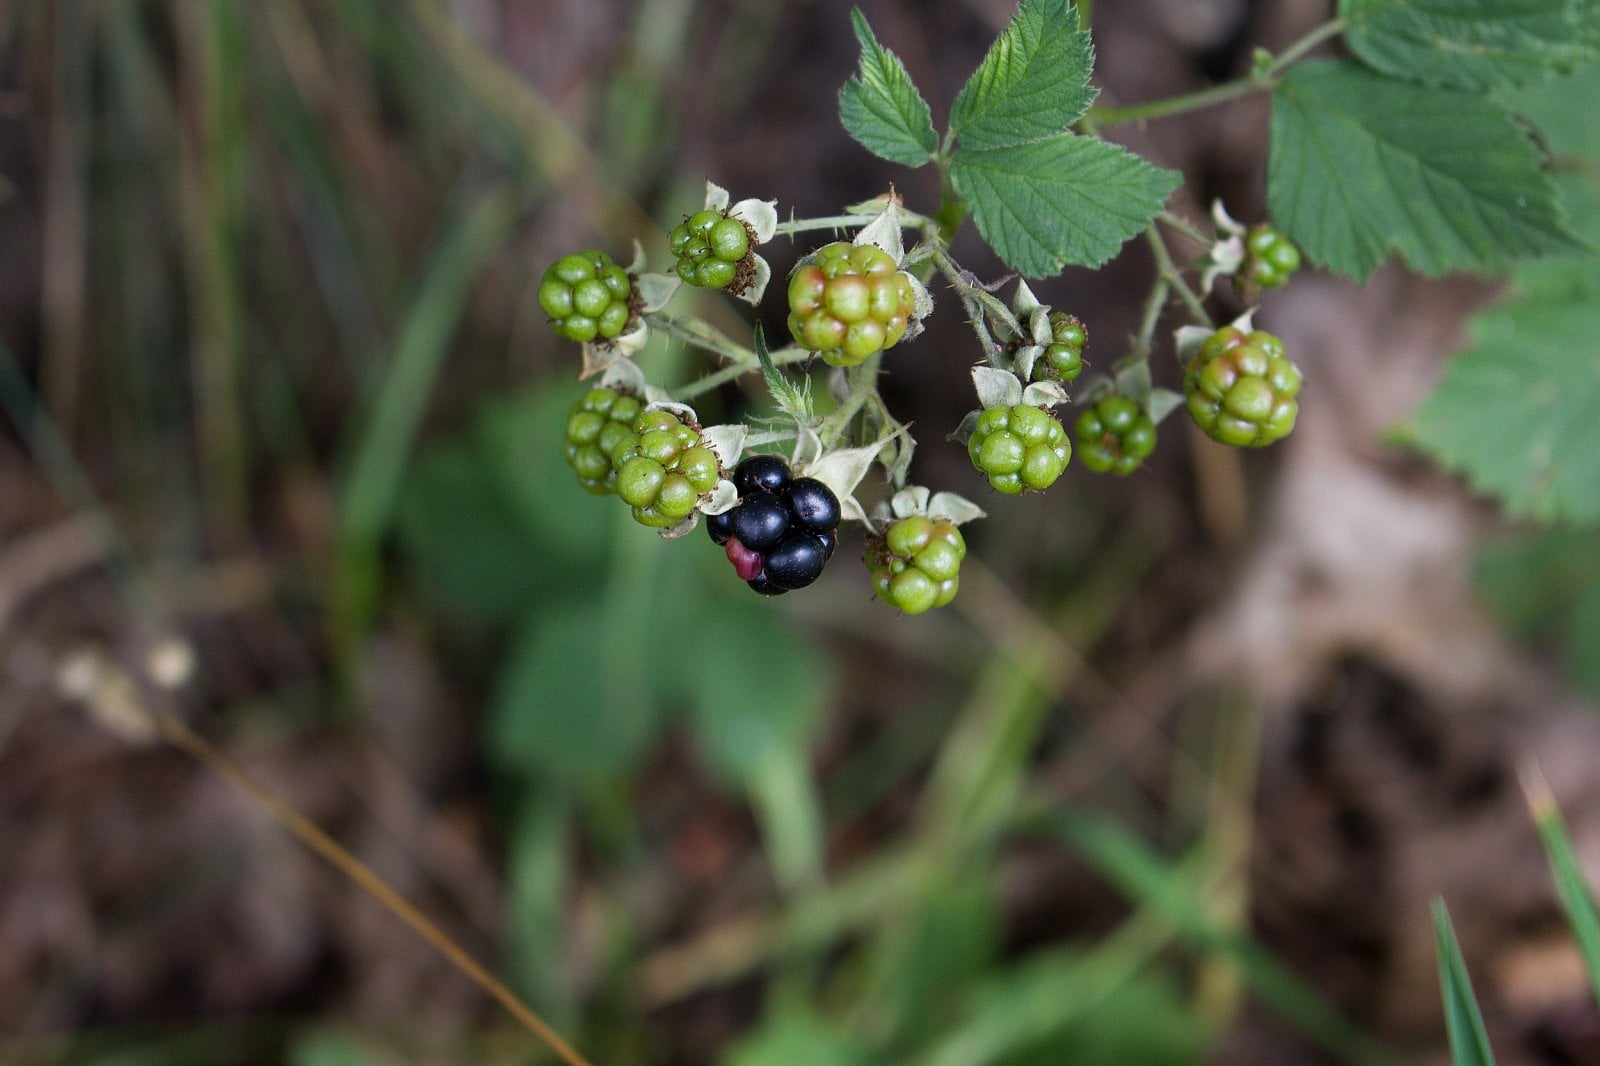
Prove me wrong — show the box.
[1143,226,1210,325]
[1158,210,1212,248]
[1129,274,1171,366]
[646,312,753,365]
[151,705,593,1066]
[933,249,1017,367]
[670,346,812,401]
[775,206,935,239]
[933,180,968,244]
[1091,77,1258,127]
[1270,17,1346,73]
[1089,17,1343,127]
[820,356,880,449]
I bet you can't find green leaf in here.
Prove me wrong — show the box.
[1268,60,1583,281]
[754,324,813,421]
[725,1008,874,1066]
[1342,0,1600,92]
[837,9,938,167]
[949,0,1096,151]
[477,385,615,562]
[287,1030,378,1066]
[1496,64,1600,157]
[1432,899,1498,1066]
[950,135,1179,275]
[871,878,1001,1048]
[396,441,547,622]
[1472,528,1600,697]
[396,382,615,622]
[1528,784,1600,1013]
[683,601,827,783]
[1409,287,1600,523]
[487,600,665,790]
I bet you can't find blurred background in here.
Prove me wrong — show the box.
[3,0,1599,1063]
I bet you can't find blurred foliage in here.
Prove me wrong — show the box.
[8,0,1597,1064]
[1474,528,1600,698]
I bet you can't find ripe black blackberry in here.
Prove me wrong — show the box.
[710,456,841,595]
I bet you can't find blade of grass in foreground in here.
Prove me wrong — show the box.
[1524,768,1600,1014]
[1432,898,1497,1066]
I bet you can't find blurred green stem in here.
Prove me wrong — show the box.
[331,186,518,685]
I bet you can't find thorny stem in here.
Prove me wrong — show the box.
[647,312,753,365]
[775,208,935,239]
[932,249,1016,368]
[1089,17,1345,127]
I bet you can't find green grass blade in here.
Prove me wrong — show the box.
[1525,771,1600,1012]
[1041,810,1399,1066]
[1432,898,1497,1066]
[333,185,518,656]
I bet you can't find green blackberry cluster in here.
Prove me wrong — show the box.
[1032,312,1086,383]
[866,516,966,615]
[538,250,635,343]
[611,409,723,527]
[967,404,1071,495]
[1183,326,1302,447]
[564,388,645,493]
[1237,225,1301,292]
[787,241,917,367]
[670,210,753,292]
[1075,396,1156,475]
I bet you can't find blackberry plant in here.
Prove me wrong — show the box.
[527,0,1590,618]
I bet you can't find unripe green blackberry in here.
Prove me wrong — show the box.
[1183,326,1302,447]
[966,404,1071,495]
[1237,225,1301,292]
[1075,396,1156,475]
[866,515,966,615]
[564,387,645,493]
[1033,312,1086,383]
[787,241,917,367]
[670,210,753,292]
[609,409,722,527]
[538,250,635,343]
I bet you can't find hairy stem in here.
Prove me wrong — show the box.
[1089,17,1344,127]
[671,346,812,401]
[1158,210,1213,249]
[775,206,935,239]
[646,312,753,364]
[1143,226,1210,325]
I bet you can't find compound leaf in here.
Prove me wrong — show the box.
[1341,0,1600,92]
[1409,283,1600,523]
[949,0,1096,150]
[1268,60,1583,281]
[838,8,938,167]
[951,134,1178,275]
